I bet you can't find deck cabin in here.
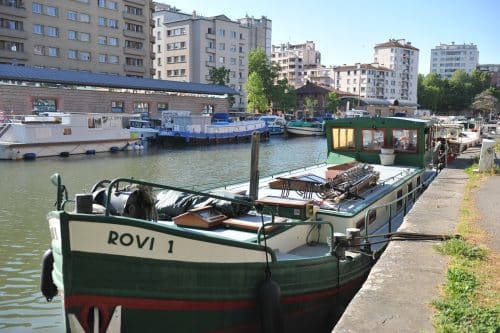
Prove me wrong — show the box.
[324,117,434,168]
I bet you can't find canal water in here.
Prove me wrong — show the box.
[0,136,326,332]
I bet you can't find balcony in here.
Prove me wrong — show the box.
[0,28,28,39]
[123,12,146,23]
[205,47,215,53]
[150,18,155,27]
[123,64,146,73]
[0,49,28,60]
[205,61,215,67]
[123,47,146,57]
[150,51,155,60]
[0,4,27,18]
[123,29,146,40]
[205,32,215,39]
[149,68,156,77]
[123,0,146,5]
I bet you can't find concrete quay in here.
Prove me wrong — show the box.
[333,146,499,333]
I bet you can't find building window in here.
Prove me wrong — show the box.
[108,37,118,46]
[79,13,90,23]
[157,103,168,112]
[33,98,57,113]
[67,10,77,20]
[79,51,90,61]
[97,35,106,44]
[133,102,149,115]
[108,19,118,29]
[46,6,58,16]
[230,31,237,38]
[68,49,77,59]
[98,17,106,26]
[219,43,225,50]
[46,26,58,37]
[79,32,90,42]
[111,101,124,113]
[157,57,161,66]
[47,47,59,57]
[33,45,44,55]
[108,55,119,64]
[218,56,225,64]
[33,24,44,35]
[32,2,42,14]
[218,29,225,37]
[98,54,106,63]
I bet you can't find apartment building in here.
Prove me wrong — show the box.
[271,41,322,88]
[154,4,263,111]
[0,0,155,77]
[477,64,500,88]
[334,63,393,99]
[238,15,272,59]
[373,39,419,102]
[430,42,479,79]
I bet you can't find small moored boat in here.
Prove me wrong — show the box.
[285,119,325,136]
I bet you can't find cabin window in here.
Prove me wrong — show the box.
[416,176,422,195]
[355,210,377,229]
[362,129,385,151]
[88,117,102,129]
[407,182,414,202]
[396,189,403,211]
[157,102,168,112]
[393,129,418,153]
[111,101,124,113]
[331,128,355,151]
[33,98,57,114]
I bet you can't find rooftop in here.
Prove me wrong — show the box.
[0,64,238,96]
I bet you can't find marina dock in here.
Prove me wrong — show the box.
[333,145,499,332]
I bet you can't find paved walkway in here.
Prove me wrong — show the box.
[333,146,499,333]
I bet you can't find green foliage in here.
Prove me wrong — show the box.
[271,78,296,111]
[248,48,280,106]
[303,97,318,117]
[418,70,494,114]
[245,72,267,113]
[208,67,230,85]
[326,92,341,112]
[436,238,486,260]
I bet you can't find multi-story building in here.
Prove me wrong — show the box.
[271,41,322,88]
[334,63,393,99]
[238,15,272,59]
[0,0,155,77]
[476,64,500,88]
[430,42,479,79]
[154,4,264,111]
[373,39,419,102]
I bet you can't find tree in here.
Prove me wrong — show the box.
[248,48,280,107]
[326,92,341,113]
[208,67,230,85]
[471,89,498,120]
[271,78,296,113]
[245,72,267,113]
[303,97,318,118]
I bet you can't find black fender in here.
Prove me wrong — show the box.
[40,249,58,302]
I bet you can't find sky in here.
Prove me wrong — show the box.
[158,0,499,75]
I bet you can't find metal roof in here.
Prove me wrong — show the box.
[0,64,238,96]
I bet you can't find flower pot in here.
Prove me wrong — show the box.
[379,153,395,165]
[380,147,394,155]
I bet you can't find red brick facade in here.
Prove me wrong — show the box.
[0,85,231,117]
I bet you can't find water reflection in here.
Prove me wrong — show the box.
[0,136,326,332]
